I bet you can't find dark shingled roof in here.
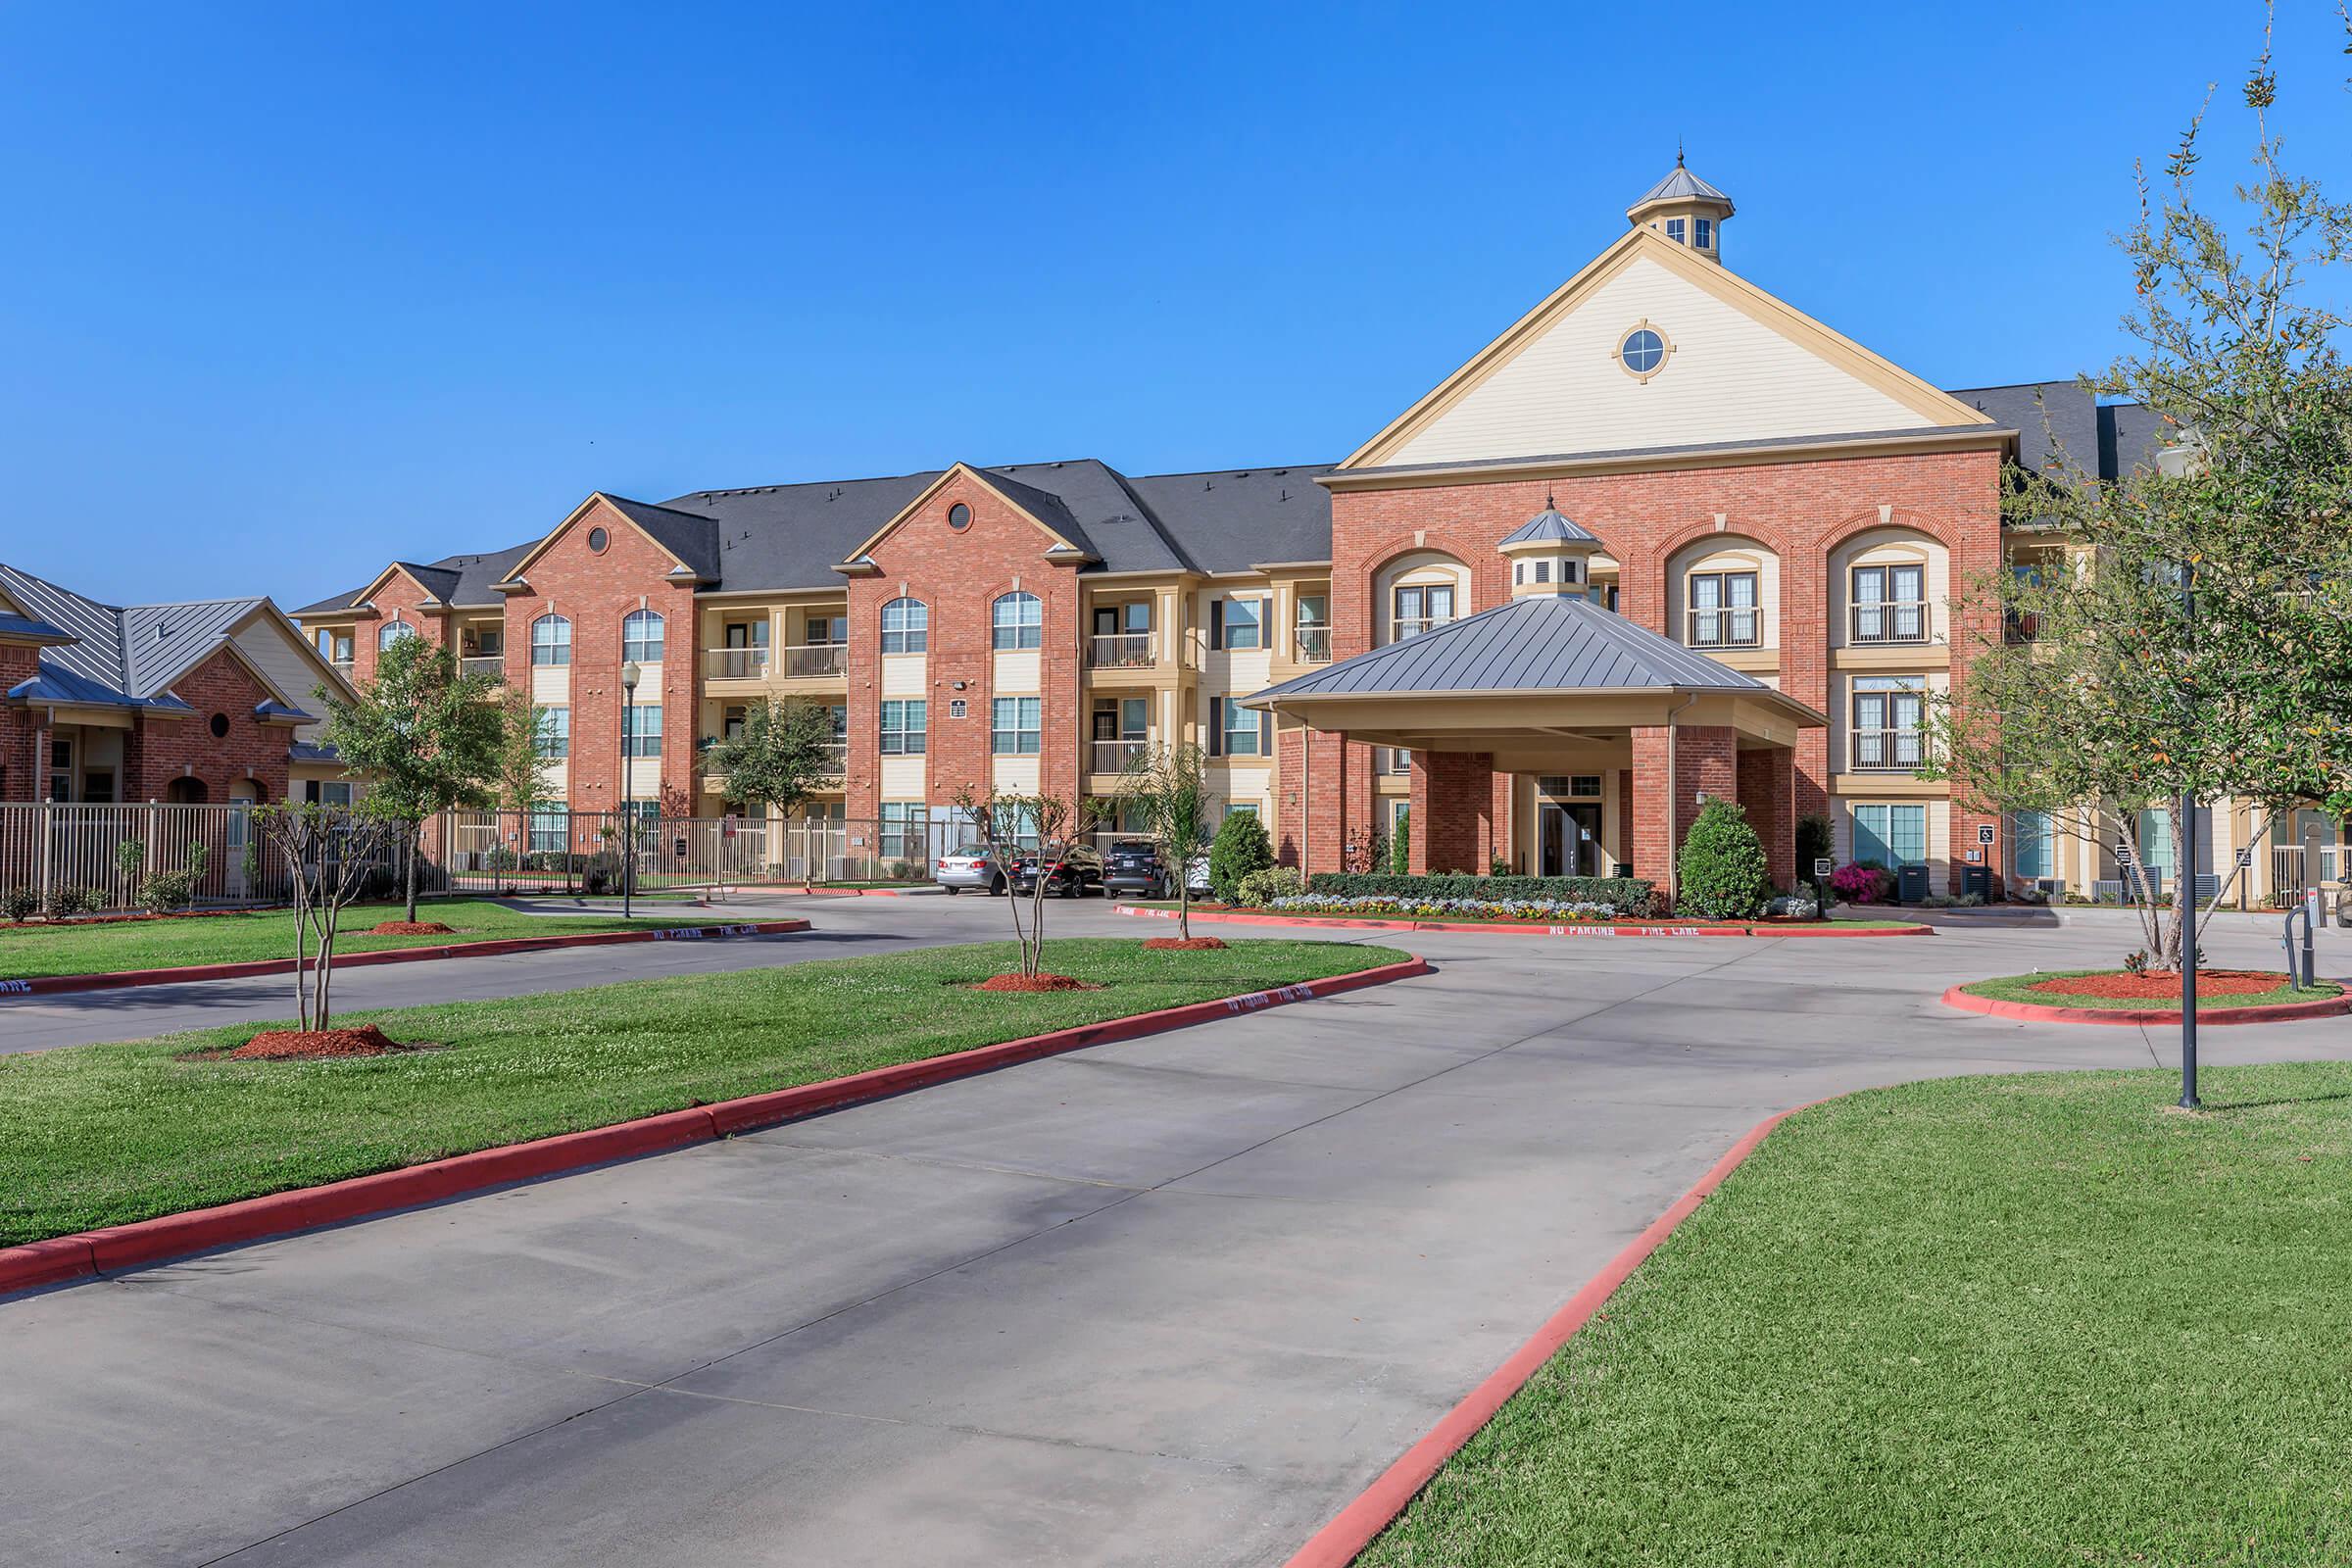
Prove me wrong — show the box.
[1120,466,1335,572]
[600,496,722,581]
[1245,592,1773,705]
[293,540,537,615]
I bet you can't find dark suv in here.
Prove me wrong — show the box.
[1008,844,1104,898]
[1102,838,1169,900]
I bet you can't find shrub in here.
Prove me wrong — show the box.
[46,886,108,916]
[143,869,196,912]
[485,846,518,871]
[2,887,39,922]
[1208,811,1275,904]
[1831,860,1892,904]
[1675,799,1770,920]
[1234,866,1302,907]
[1795,811,1835,882]
[1272,893,1623,923]
[1388,808,1410,875]
[1307,871,1656,915]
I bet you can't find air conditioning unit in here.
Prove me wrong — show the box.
[2035,878,2063,898]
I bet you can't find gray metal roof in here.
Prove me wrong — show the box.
[1629,159,1733,216]
[1245,593,1772,705]
[0,611,74,643]
[0,562,272,711]
[1500,506,1601,546]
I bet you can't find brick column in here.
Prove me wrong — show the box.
[1631,723,1739,894]
[1407,751,1495,873]
[1738,745,1796,889]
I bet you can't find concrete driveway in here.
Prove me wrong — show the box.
[4,910,2349,1565]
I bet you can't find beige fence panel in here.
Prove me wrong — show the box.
[0,802,283,910]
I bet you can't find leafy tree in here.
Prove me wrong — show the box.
[493,686,559,816]
[1388,807,1410,876]
[701,700,840,821]
[318,637,505,920]
[1795,811,1835,888]
[1677,798,1770,919]
[1925,23,2352,966]
[1114,743,1219,939]
[952,786,1102,979]
[1207,809,1274,904]
[250,803,406,1032]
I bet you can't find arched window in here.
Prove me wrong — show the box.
[377,619,416,651]
[530,613,572,666]
[992,592,1042,651]
[621,609,664,663]
[880,597,928,655]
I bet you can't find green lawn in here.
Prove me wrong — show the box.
[0,899,717,979]
[1960,968,2343,1011]
[0,938,1404,1246]
[1359,1064,2352,1567]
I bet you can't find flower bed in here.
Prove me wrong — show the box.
[1273,893,1626,922]
[1945,967,2350,1023]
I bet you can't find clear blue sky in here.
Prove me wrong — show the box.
[2,1,2341,609]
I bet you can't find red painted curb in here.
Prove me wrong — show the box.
[0,919,812,999]
[1112,906,1932,939]
[0,956,1433,1298]
[1282,1098,1817,1568]
[1940,982,2352,1026]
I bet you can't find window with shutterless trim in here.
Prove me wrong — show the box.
[880,699,927,756]
[1687,569,1759,648]
[1851,803,1927,866]
[377,618,416,650]
[530,613,571,665]
[991,696,1041,755]
[621,610,664,663]
[620,704,662,758]
[992,592,1043,651]
[534,707,569,759]
[880,597,928,654]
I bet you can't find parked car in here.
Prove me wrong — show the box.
[1008,844,1104,898]
[1184,854,1212,899]
[1102,838,1170,899]
[935,845,1007,895]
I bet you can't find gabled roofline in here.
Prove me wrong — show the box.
[1338,226,1996,472]
[1323,425,2017,492]
[498,493,705,587]
[834,464,1098,572]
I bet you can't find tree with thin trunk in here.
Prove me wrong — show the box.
[318,638,506,920]
[1925,10,2352,967]
[953,786,1101,979]
[700,699,840,822]
[251,803,405,1033]
[494,686,559,818]
[1115,743,1219,940]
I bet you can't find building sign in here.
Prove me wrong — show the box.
[1965,849,1983,863]
[1976,823,1995,846]
[673,837,689,859]
[1813,858,1835,878]
[2235,847,2254,870]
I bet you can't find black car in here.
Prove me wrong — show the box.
[1101,838,1169,899]
[1007,844,1104,898]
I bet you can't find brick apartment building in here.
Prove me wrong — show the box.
[1,563,352,810]
[292,164,2256,900]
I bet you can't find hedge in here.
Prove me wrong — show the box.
[1305,871,1657,913]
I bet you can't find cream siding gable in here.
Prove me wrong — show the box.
[229,615,333,740]
[1383,254,1938,468]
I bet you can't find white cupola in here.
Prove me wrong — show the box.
[1627,150,1733,263]
[1499,499,1604,600]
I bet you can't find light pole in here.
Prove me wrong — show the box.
[620,660,641,921]
[2156,434,2204,1109]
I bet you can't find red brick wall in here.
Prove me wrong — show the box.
[1300,446,2002,883]
[1737,744,1796,889]
[499,499,699,815]
[0,645,38,799]
[1408,750,1495,873]
[848,476,1084,823]
[125,649,291,803]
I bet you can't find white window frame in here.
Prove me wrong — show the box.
[880,699,927,756]
[621,609,664,663]
[991,696,1041,756]
[881,597,928,655]
[991,592,1043,651]
[531,614,572,665]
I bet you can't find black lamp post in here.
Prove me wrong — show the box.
[620,659,641,921]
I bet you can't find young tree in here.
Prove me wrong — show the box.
[952,786,1101,980]
[701,700,840,823]
[318,637,506,921]
[250,803,406,1033]
[1115,743,1219,939]
[1927,16,2352,968]
[494,687,559,817]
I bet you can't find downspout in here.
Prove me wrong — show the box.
[1661,691,1699,909]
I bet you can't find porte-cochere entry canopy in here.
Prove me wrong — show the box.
[1242,512,1825,895]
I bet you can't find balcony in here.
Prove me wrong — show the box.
[1296,625,1332,663]
[1091,739,1147,773]
[1686,610,1760,650]
[1848,727,1926,771]
[459,656,506,681]
[1085,633,1155,670]
[705,647,769,680]
[1849,602,1930,645]
[783,644,848,679]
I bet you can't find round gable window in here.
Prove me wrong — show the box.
[947,503,971,531]
[587,526,610,554]
[1618,325,1669,379]
[209,713,230,739]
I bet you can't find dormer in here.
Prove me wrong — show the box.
[1627,152,1733,264]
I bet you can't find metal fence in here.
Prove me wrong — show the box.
[0,801,983,911]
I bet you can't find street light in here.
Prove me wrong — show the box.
[620,659,641,921]
[2156,433,2205,1109]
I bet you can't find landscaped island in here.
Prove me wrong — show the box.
[1948,967,2347,1021]
[1356,1063,2352,1566]
[0,938,1407,1247]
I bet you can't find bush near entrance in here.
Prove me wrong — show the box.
[1307,871,1657,915]
[1207,810,1275,904]
[1676,799,1770,920]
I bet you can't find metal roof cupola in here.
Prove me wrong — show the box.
[1626,147,1733,263]
[1498,496,1604,601]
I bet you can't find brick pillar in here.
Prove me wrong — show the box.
[1632,723,1739,896]
[1630,727,1671,882]
[1738,745,1796,889]
[1408,751,1494,873]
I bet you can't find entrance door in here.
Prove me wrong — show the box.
[1542,803,1603,876]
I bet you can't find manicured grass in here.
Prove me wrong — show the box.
[0,899,715,979]
[1960,968,2343,1012]
[0,938,1405,1246]
[1359,1063,2352,1567]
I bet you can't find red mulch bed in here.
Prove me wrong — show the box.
[223,1024,418,1061]
[1144,936,1230,950]
[2031,969,2289,1001]
[368,919,456,936]
[974,972,1101,993]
